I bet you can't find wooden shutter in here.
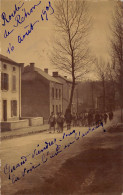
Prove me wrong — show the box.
[1,73,4,90]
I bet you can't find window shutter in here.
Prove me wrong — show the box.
[12,75,16,91]
[11,101,13,117]
[1,73,4,90]
[6,74,9,90]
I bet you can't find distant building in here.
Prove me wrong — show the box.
[52,72,77,114]
[21,64,63,119]
[0,54,22,122]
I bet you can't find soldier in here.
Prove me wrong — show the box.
[95,111,100,126]
[104,112,108,124]
[57,112,64,133]
[72,112,77,127]
[65,108,72,130]
[109,111,113,121]
[48,112,56,133]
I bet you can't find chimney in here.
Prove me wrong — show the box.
[52,72,58,77]
[19,63,24,73]
[30,63,35,71]
[44,68,48,73]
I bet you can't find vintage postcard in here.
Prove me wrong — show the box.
[0,0,123,194]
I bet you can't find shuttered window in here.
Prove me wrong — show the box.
[1,73,9,90]
[59,89,61,99]
[12,75,16,91]
[52,88,54,99]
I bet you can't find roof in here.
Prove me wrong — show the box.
[35,67,62,84]
[0,54,21,66]
[56,75,72,83]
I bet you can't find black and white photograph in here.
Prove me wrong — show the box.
[0,0,123,194]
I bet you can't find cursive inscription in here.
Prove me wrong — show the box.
[3,121,106,184]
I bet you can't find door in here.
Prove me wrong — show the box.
[3,100,7,121]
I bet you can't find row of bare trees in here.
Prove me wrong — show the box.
[50,0,123,120]
[110,1,123,121]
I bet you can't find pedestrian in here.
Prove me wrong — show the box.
[57,112,64,133]
[103,112,108,124]
[72,112,77,127]
[84,112,88,126]
[80,112,84,126]
[95,111,100,126]
[65,108,72,130]
[88,112,93,127]
[109,111,113,121]
[48,112,56,133]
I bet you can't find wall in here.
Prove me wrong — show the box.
[21,73,50,119]
[0,61,21,121]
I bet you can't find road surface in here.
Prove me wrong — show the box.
[1,122,123,195]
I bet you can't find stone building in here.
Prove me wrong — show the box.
[0,54,22,122]
[0,54,29,131]
[21,64,63,119]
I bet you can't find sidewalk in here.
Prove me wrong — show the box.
[1,124,49,140]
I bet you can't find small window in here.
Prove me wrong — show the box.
[12,75,16,91]
[52,105,54,112]
[56,89,58,99]
[59,89,61,99]
[59,105,61,112]
[56,105,58,114]
[13,67,16,71]
[3,64,7,69]
[11,100,17,117]
[52,88,54,99]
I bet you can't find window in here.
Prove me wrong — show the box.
[59,89,61,99]
[1,73,9,90]
[12,75,16,91]
[52,88,54,99]
[59,105,61,112]
[56,89,58,99]
[11,100,17,117]
[3,64,7,69]
[13,67,16,71]
[52,105,54,112]
[56,105,58,114]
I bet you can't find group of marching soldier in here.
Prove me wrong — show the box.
[48,109,113,133]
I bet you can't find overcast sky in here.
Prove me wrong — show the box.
[1,0,116,77]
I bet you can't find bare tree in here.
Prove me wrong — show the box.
[95,57,117,112]
[110,1,123,121]
[51,0,92,112]
[95,57,107,112]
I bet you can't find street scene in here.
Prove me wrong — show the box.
[1,111,123,195]
[1,0,123,195]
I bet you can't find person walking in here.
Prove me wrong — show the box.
[65,108,72,130]
[57,112,64,133]
[72,112,77,127]
[109,111,113,121]
[95,111,100,126]
[48,112,56,133]
[104,112,108,124]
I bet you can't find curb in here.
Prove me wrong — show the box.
[1,128,49,141]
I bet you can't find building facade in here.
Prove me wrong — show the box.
[52,72,77,114]
[21,64,63,119]
[0,54,22,122]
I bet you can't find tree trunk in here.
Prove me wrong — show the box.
[68,78,75,112]
[102,78,105,112]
